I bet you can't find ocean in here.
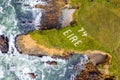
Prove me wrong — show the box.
[0,0,88,80]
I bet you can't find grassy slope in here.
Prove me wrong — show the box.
[29,27,107,52]
[29,0,120,79]
[70,0,120,78]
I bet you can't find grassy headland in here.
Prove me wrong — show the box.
[29,0,120,79]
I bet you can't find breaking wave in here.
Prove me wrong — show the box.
[0,0,88,80]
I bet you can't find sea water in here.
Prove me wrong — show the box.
[0,0,88,80]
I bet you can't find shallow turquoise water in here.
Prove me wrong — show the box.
[0,0,88,80]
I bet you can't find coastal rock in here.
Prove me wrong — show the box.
[40,0,67,29]
[15,34,112,62]
[75,62,115,80]
[34,0,75,29]
[15,35,45,56]
[15,34,74,58]
[76,62,104,80]
[60,8,76,27]
[0,35,9,53]
[15,34,64,56]
[15,34,114,79]
[46,61,57,65]
[86,50,112,65]
[86,50,112,75]
[27,73,37,79]
[75,51,115,80]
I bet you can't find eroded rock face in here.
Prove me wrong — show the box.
[75,51,115,80]
[15,35,45,56]
[36,0,71,29]
[75,62,115,80]
[0,35,9,53]
[85,50,112,75]
[76,62,103,80]
[15,34,115,79]
[15,34,65,56]
[86,50,112,66]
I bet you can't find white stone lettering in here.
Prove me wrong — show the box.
[63,29,72,36]
[69,36,78,42]
[74,40,82,47]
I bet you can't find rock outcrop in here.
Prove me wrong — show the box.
[27,73,37,79]
[76,51,114,80]
[15,34,65,56]
[86,50,112,75]
[15,34,114,79]
[76,62,104,80]
[46,61,57,65]
[76,62,115,80]
[0,35,9,53]
[35,0,74,29]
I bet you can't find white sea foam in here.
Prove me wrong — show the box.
[26,0,46,7]
[0,0,89,80]
[0,6,3,13]
[0,25,7,35]
[20,0,46,29]
[21,0,46,10]
[32,9,42,28]
[0,67,4,79]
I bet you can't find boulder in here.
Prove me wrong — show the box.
[27,73,37,79]
[0,35,9,53]
[46,61,57,65]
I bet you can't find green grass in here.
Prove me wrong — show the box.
[71,0,120,79]
[29,0,120,79]
[29,26,107,52]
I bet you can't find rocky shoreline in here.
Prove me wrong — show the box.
[8,0,116,79]
[34,0,76,30]
[0,0,118,79]
[75,62,115,80]
[15,34,65,56]
[15,34,114,79]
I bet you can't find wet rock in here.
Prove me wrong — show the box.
[51,52,73,60]
[0,35,9,53]
[28,73,37,79]
[46,61,57,65]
